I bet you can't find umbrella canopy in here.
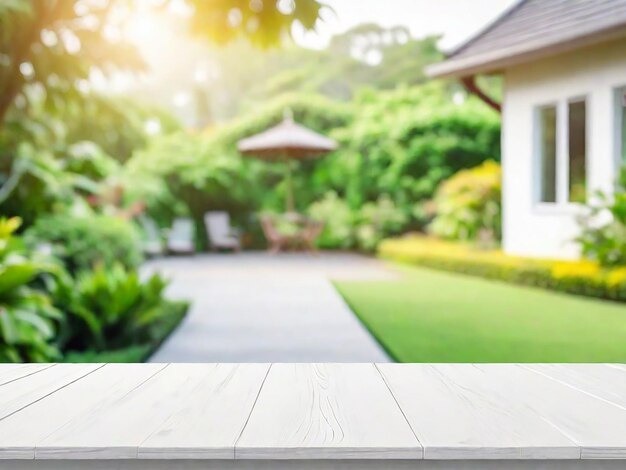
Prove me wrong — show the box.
[237,115,337,160]
[237,113,338,212]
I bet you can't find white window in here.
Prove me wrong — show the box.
[615,87,626,169]
[567,99,587,203]
[535,97,587,205]
[537,105,557,203]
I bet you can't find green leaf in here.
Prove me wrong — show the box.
[0,308,19,344]
[0,263,38,295]
[13,310,54,339]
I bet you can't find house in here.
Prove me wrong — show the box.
[427,0,626,259]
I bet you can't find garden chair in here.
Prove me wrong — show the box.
[166,218,195,254]
[204,211,241,252]
[260,215,292,254]
[298,219,324,255]
[140,217,164,257]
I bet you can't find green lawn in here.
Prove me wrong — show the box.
[335,265,626,362]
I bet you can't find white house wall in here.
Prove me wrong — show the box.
[502,38,626,259]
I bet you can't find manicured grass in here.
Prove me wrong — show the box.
[335,265,626,362]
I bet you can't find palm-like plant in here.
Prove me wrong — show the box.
[49,263,169,352]
[0,217,61,362]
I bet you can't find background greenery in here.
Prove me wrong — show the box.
[7,0,621,365]
[125,83,500,250]
[0,0,327,362]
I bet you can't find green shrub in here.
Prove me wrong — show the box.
[0,217,61,362]
[379,236,626,302]
[307,191,355,248]
[62,300,188,363]
[27,213,143,273]
[308,192,407,251]
[577,168,626,266]
[428,160,501,243]
[355,194,407,251]
[48,263,171,352]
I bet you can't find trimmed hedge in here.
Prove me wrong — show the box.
[379,236,626,302]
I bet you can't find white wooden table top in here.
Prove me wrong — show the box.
[1,363,626,462]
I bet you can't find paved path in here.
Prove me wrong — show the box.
[144,253,396,362]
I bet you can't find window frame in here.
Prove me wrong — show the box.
[614,85,626,176]
[533,102,559,207]
[565,96,588,204]
[532,95,589,210]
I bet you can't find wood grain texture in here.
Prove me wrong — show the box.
[36,364,225,459]
[236,363,421,460]
[0,364,102,422]
[0,364,165,460]
[1,363,626,463]
[138,363,270,459]
[377,364,579,460]
[523,364,626,409]
[471,364,626,459]
[6,459,626,470]
[0,363,55,387]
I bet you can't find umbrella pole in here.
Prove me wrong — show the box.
[285,157,295,213]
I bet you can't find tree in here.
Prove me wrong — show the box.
[0,0,324,129]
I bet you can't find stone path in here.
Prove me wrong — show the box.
[144,252,396,362]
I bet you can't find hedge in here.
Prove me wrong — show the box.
[379,236,626,302]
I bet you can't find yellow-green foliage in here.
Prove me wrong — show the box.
[429,160,501,241]
[379,236,626,302]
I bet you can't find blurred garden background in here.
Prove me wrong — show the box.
[2,0,626,364]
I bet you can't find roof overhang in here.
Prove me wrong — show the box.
[427,22,626,79]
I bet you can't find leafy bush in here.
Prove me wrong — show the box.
[355,194,408,251]
[307,191,355,248]
[62,300,188,363]
[428,160,501,243]
[577,168,626,266]
[308,192,406,251]
[48,263,171,352]
[0,217,61,362]
[27,213,143,273]
[380,236,626,302]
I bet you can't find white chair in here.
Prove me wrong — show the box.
[167,218,195,254]
[140,217,164,257]
[204,211,241,252]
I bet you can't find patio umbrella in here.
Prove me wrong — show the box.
[237,111,338,212]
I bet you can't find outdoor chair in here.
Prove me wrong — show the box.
[204,211,241,252]
[260,215,292,254]
[140,217,164,257]
[166,218,195,255]
[300,219,324,254]
[260,214,323,254]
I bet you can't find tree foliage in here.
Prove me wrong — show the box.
[126,82,501,248]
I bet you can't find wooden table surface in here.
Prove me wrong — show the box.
[1,363,626,469]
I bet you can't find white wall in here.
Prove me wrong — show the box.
[502,38,626,259]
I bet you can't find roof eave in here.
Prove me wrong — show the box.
[427,23,626,79]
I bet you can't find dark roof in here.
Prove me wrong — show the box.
[427,0,626,78]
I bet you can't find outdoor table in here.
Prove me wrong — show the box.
[1,363,626,469]
[260,213,323,253]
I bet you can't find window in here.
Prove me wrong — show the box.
[568,100,586,203]
[535,97,588,205]
[618,88,626,165]
[538,105,557,203]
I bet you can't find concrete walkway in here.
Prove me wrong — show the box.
[144,253,396,362]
